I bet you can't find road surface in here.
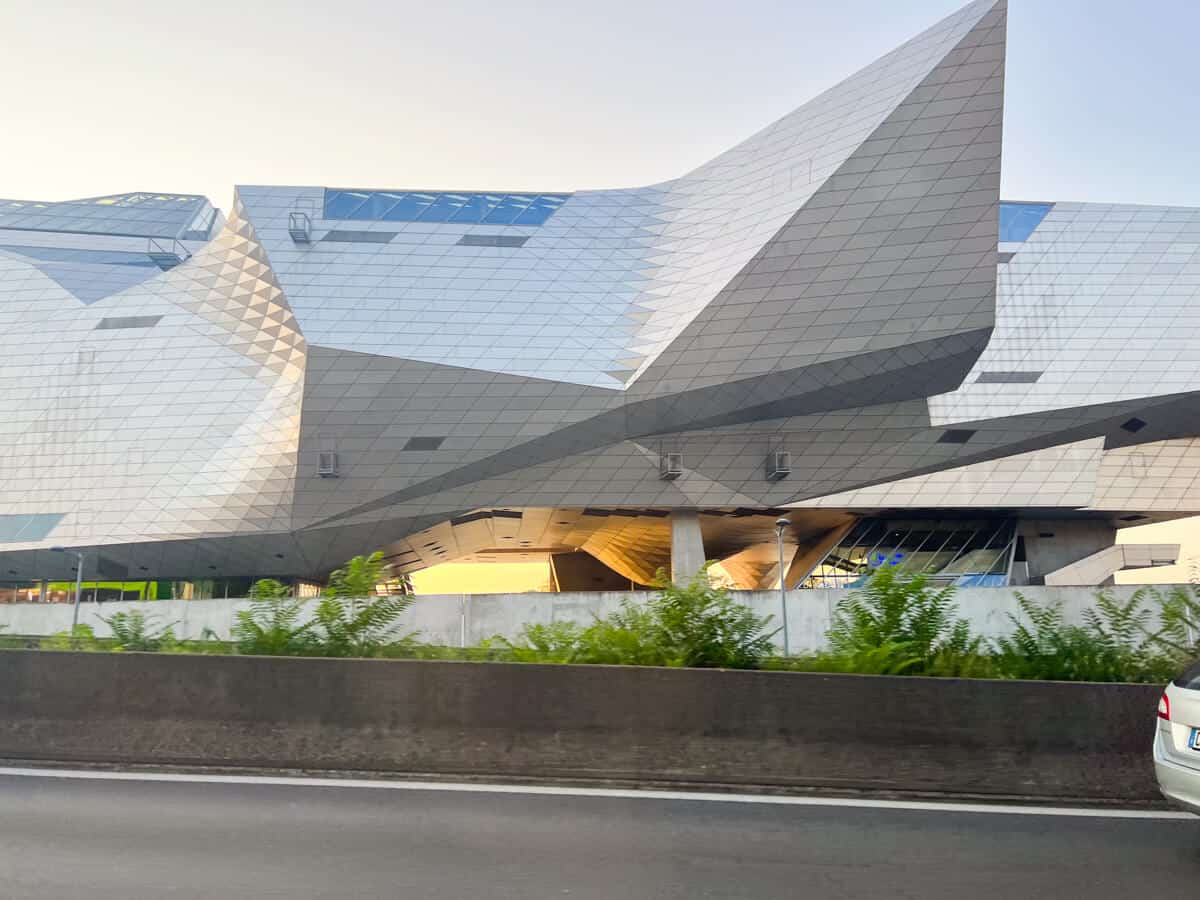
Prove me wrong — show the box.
[0,769,1198,898]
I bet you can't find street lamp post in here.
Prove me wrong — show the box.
[774,517,790,657]
[51,547,86,631]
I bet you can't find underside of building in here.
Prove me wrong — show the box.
[0,0,1195,594]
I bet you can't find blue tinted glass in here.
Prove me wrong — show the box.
[512,195,566,225]
[999,202,1053,242]
[349,192,402,220]
[324,191,369,219]
[381,193,436,220]
[482,195,533,225]
[417,194,470,221]
[447,194,491,223]
[325,189,569,224]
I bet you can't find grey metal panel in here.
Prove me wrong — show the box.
[95,315,164,330]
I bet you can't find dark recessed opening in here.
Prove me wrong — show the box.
[274,553,285,559]
[403,436,445,451]
[1121,417,1147,433]
[1038,532,1055,538]
[938,429,976,445]
[1120,514,1149,522]
[208,565,217,570]
[556,521,570,525]
[6,570,16,575]
[138,566,149,572]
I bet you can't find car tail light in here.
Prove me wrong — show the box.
[1159,692,1171,721]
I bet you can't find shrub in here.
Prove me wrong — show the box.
[498,621,589,664]
[310,593,416,658]
[324,552,387,599]
[498,568,775,669]
[638,570,775,668]
[103,609,178,652]
[313,552,416,657]
[43,624,102,652]
[825,565,986,676]
[990,593,1167,683]
[1146,584,1200,668]
[233,579,317,656]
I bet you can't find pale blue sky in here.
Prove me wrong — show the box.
[0,0,1196,211]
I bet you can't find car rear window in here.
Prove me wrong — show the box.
[1174,660,1200,689]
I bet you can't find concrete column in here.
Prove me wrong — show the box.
[670,510,707,584]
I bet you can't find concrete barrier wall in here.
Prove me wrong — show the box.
[0,650,1162,802]
[0,584,1185,654]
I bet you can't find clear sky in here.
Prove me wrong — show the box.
[1,0,1197,211]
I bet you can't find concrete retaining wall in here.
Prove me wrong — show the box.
[0,650,1162,801]
[0,584,1184,655]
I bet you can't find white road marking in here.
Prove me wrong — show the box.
[0,765,1190,820]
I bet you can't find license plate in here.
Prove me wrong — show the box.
[1190,729,1200,751]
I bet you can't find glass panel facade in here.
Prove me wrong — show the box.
[323,189,570,225]
[999,201,1054,242]
[802,517,1017,589]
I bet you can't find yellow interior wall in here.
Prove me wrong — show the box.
[1116,516,1200,584]
[410,562,553,595]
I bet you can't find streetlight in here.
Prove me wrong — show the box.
[774,517,790,657]
[51,547,87,631]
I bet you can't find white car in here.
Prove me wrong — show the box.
[1154,667,1200,813]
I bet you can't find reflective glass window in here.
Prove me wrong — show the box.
[482,195,534,225]
[513,194,566,225]
[350,192,403,220]
[324,191,369,219]
[325,189,569,224]
[417,193,471,221]
[381,193,436,221]
[999,201,1054,242]
[448,194,493,223]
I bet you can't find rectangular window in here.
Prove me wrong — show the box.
[457,234,529,248]
[402,436,445,451]
[321,230,395,243]
[937,429,976,444]
[95,315,163,330]
[975,371,1041,384]
[324,189,569,226]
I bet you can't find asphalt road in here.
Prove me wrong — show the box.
[2,772,1200,899]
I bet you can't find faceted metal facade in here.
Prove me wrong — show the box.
[0,0,1196,585]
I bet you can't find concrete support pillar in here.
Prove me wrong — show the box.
[670,510,707,584]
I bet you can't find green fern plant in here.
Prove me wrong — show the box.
[313,552,416,656]
[825,565,983,675]
[102,609,178,652]
[233,579,317,656]
[990,592,1165,682]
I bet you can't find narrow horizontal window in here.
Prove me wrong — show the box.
[457,234,529,248]
[95,315,163,330]
[1121,417,1147,433]
[937,429,976,445]
[402,436,445,451]
[323,189,569,225]
[975,371,1041,384]
[321,230,395,243]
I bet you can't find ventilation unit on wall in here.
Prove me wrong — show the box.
[317,451,339,478]
[660,452,683,480]
[288,211,312,243]
[766,449,791,481]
